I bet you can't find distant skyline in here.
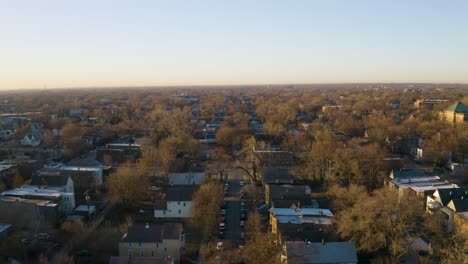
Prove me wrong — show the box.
[1,0,468,90]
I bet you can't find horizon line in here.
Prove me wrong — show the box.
[1,81,467,92]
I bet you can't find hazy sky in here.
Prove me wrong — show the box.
[1,0,468,89]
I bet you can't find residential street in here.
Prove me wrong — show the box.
[223,168,243,249]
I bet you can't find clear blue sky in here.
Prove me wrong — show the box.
[1,0,467,89]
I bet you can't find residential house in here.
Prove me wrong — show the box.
[29,122,43,132]
[37,165,103,190]
[265,184,312,207]
[281,241,358,264]
[441,101,468,124]
[447,199,468,236]
[109,256,174,264]
[427,188,467,232]
[118,223,184,263]
[21,133,41,146]
[168,171,206,185]
[29,175,75,213]
[269,208,333,243]
[2,182,75,215]
[96,143,141,165]
[154,186,195,220]
[0,129,15,140]
[414,99,447,108]
[0,195,60,226]
[386,169,458,199]
[262,167,294,184]
[0,164,18,186]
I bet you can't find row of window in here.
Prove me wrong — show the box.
[128,248,167,257]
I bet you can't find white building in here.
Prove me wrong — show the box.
[154,187,195,219]
[21,133,41,146]
[1,186,75,215]
[168,172,206,185]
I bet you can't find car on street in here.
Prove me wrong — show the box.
[240,181,244,186]
[241,232,245,240]
[240,213,246,220]
[219,223,225,230]
[218,231,225,239]
[240,220,245,228]
[221,209,226,215]
[217,242,223,250]
[240,201,245,207]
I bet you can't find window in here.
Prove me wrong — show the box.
[156,242,159,248]
[128,249,132,256]
[141,250,144,256]
[179,210,181,214]
[183,202,186,206]
[151,251,154,257]
[164,247,167,252]
[178,201,180,205]
[181,235,184,241]
[163,210,166,214]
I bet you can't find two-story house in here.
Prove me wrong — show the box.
[29,175,75,213]
[154,186,195,220]
[118,223,184,263]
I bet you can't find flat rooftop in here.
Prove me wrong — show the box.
[390,176,458,193]
[270,208,334,217]
[61,166,102,171]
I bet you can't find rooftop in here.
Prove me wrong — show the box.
[390,176,458,193]
[271,208,334,225]
[121,223,182,243]
[445,101,468,113]
[165,186,196,201]
[30,175,70,187]
[109,256,173,264]
[285,241,357,264]
[0,223,12,233]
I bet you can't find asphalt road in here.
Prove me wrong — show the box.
[221,169,244,248]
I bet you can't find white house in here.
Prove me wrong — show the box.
[168,172,206,185]
[21,133,41,147]
[154,186,195,219]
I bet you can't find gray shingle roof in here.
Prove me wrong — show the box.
[121,223,182,243]
[165,186,195,201]
[285,241,357,264]
[30,175,70,187]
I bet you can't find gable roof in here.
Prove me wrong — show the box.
[445,102,468,113]
[30,175,71,187]
[435,188,468,206]
[165,186,195,201]
[121,223,182,243]
[262,167,294,184]
[285,241,357,264]
[448,198,468,212]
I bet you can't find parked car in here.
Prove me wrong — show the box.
[221,209,226,215]
[240,181,244,186]
[218,231,225,239]
[240,213,246,220]
[217,242,223,250]
[240,220,245,228]
[241,232,245,240]
[219,223,225,230]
